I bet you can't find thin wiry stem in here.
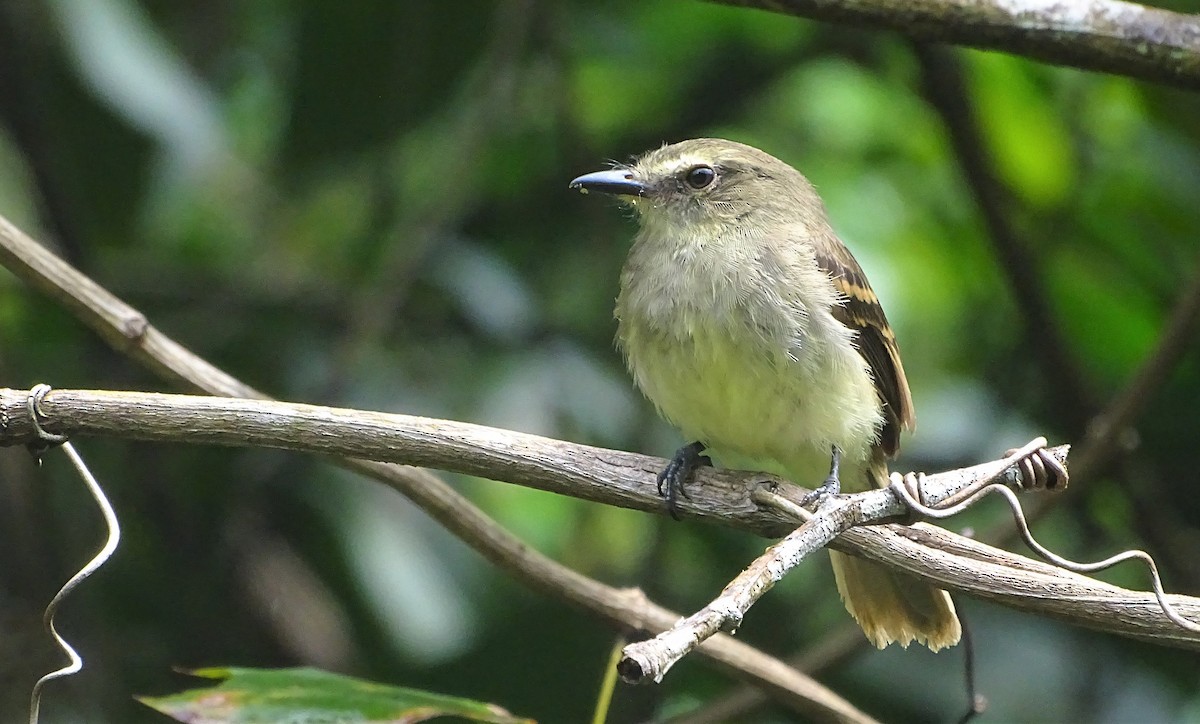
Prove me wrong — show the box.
[28,440,121,724]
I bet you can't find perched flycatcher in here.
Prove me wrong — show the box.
[569,138,961,651]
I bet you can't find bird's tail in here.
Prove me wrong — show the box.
[828,449,961,651]
[829,550,961,651]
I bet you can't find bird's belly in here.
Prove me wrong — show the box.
[625,324,881,487]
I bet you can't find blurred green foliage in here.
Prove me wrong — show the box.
[1,1,1199,722]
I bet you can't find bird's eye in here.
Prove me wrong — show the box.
[684,165,715,190]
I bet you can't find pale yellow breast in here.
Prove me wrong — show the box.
[620,315,881,487]
[615,225,884,490]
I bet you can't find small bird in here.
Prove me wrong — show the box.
[570,138,961,650]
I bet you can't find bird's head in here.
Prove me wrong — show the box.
[569,138,816,229]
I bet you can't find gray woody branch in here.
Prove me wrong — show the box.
[714,0,1200,90]
[0,214,873,723]
[5,387,1200,655]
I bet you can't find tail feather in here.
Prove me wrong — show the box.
[830,550,961,651]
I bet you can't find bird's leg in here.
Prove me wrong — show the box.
[800,445,842,508]
[657,441,711,520]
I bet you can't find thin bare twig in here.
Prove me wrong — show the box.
[627,433,1198,686]
[893,471,1200,635]
[618,440,1063,684]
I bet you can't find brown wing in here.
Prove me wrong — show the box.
[812,234,915,457]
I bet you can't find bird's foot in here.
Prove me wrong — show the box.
[657,441,711,520]
[800,446,842,508]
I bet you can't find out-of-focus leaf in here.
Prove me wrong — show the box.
[569,2,808,145]
[571,62,667,142]
[50,0,226,173]
[969,51,1076,207]
[430,238,538,342]
[1080,77,1146,146]
[138,667,535,724]
[276,167,377,282]
[330,479,476,664]
[1048,246,1159,382]
[0,130,41,234]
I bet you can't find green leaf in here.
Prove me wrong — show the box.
[138,667,536,724]
[968,51,1077,207]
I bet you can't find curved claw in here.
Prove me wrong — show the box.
[657,442,710,520]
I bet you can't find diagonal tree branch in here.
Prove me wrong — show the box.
[712,0,1200,90]
[0,214,872,722]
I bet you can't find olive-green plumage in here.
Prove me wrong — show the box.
[572,138,960,651]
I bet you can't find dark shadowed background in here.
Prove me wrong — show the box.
[2,1,1199,722]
